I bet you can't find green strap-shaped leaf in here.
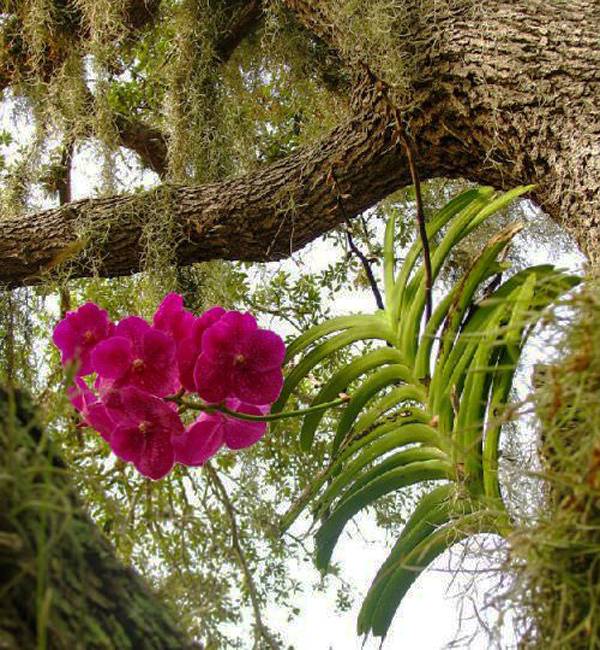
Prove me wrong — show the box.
[357,483,458,634]
[364,510,501,638]
[334,411,433,462]
[328,422,444,478]
[383,213,396,308]
[332,368,426,453]
[398,188,511,331]
[315,459,453,570]
[285,313,387,361]
[389,188,494,324]
[274,324,398,412]
[299,348,410,451]
[423,222,523,376]
[317,447,448,519]
[351,387,429,439]
[430,265,558,415]
[401,219,523,363]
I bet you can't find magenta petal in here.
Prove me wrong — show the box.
[222,399,268,449]
[92,337,133,379]
[52,318,77,362]
[233,367,283,405]
[67,378,93,412]
[115,316,151,352]
[194,357,232,403]
[244,329,286,371]
[76,303,111,334]
[142,329,176,370]
[86,402,116,441]
[196,307,226,342]
[111,424,144,463]
[136,430,175,480]
[177,337,200,392]
[173,416,224,466]
[153,293,195,343]
[115,387,183,436]
[201,311,257,362]
[153,293,184,329]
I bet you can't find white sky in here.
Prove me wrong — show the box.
[1,97,585,650]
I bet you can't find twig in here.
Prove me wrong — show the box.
[329,169,385,310]
[383,100,433,323]
[204,464,279,650]
[400,132,433,322]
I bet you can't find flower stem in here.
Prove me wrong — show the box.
[178,395,350,422]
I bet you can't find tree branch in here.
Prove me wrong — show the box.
[214,0,263,64]
[329,168,384,310]
[0,387,199,649]
[204,463,278,650]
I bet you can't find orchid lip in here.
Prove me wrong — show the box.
[132,358,145,372]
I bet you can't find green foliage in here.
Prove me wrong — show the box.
[278,186,580,639]
[499,283,600,649]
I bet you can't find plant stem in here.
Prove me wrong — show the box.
[176,395,350,422]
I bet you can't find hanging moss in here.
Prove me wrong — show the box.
[499,281,600,649]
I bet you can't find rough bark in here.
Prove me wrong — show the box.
[285,0,600,259]
[0,387,199,650]
[0,0,598,285]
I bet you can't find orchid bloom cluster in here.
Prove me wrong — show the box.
[52,295,286,480]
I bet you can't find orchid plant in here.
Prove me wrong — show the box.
[275,185,580,640]
[53,185,579,642]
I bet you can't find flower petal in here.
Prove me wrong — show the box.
[137,430,175,480]
[52,318,77,362]
[201,311,257,362]
[115,316,151,354]
[173,415,224,466]
[153,293,195,343]
[194,356,232,403]
[92,336,133,379]
[111,423,144,463]
[244,329,286,371]
[222,402,267,450]
[86,402,117,441]
[142,328,176,370]
[177,336,200,392]
[233,367,283,405]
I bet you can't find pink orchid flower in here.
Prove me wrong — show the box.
[108,386,184,480]
[52,303,114,375]
[173,399,268,466]
[152,293,196,346]
[194,311,285,405]
[67,378,118,441]
[177,306,226,392]
[91,316,179,397]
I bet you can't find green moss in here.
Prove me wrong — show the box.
[506,282,600,649]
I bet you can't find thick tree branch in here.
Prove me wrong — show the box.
[112,113,169,178]
[0,1,598,288]
[283,0,600,260]
[0,387,199,649]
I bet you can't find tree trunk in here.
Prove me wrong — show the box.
[0,1,597,286]
[0,386,199,650]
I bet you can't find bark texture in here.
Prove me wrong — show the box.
[0,0,598,281]
[0,387,199,650]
